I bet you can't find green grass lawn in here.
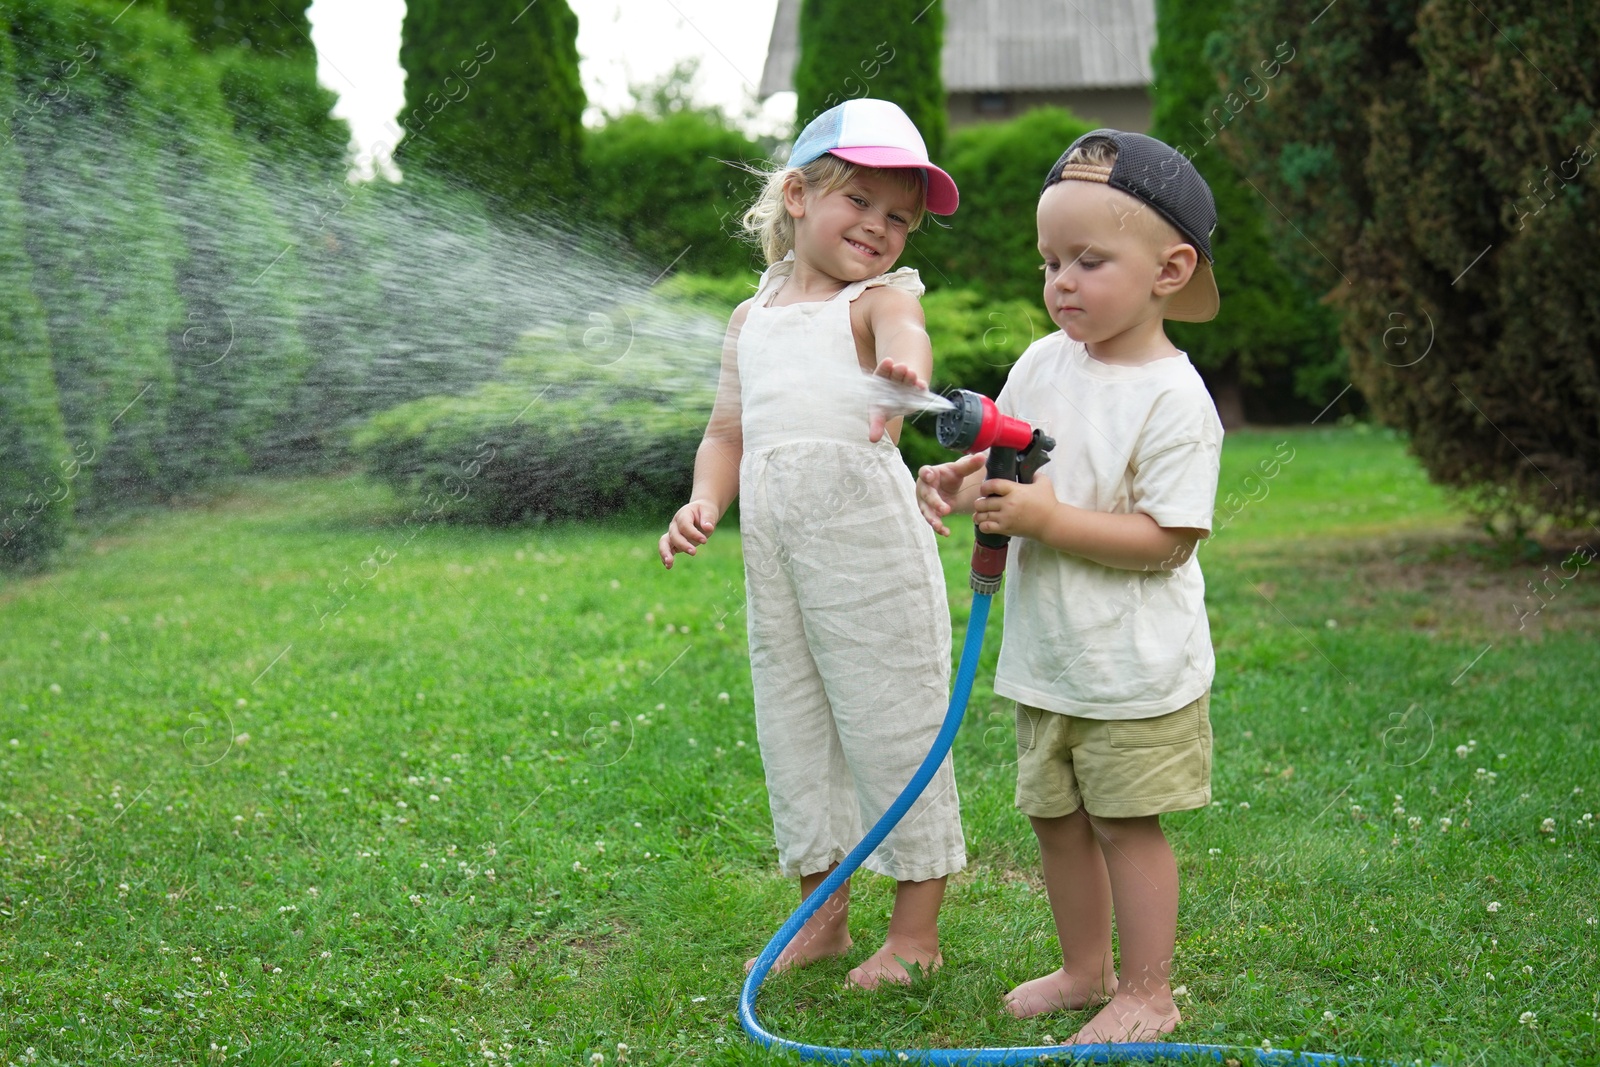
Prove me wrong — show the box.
[1,426,1597,1066]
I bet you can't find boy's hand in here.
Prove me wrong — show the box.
[917,453,987,536]
[867,358,929,443]
[975,473,1058,541]
[659,499,719,568]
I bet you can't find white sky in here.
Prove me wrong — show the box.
[306,0,796,180]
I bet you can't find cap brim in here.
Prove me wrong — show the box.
[1166,260,1220,323]
[827,146,959,215]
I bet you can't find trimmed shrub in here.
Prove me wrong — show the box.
[583,110,765,278]
[794,0,945,159]
[898,289,1053,473]
[354,286,735,524]
[1216,1,1600,524]
[354,276,1045,520]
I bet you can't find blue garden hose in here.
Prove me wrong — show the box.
[738,591,1367,1066]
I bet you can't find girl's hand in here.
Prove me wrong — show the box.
[974,473,1057,541]
[659,499,720,568]
[867,358,929,443]
[916,453,987,536]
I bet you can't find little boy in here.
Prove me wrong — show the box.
[916,130,1224,1044]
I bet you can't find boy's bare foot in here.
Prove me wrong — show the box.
[1004,968,1117,1018]
[744,928,853,975]
[1064,991,1179,1044]
[847,934,941,990]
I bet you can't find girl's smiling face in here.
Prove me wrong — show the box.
[1036,179,1195,360]
[786,167,921,284]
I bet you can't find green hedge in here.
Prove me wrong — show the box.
[583,110,764,278]
[911,107,1095,304]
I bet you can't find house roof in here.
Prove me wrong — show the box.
[758,0,1155,99]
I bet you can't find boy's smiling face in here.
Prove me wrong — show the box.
[787,167,920,283]
[1036,179,1197,360]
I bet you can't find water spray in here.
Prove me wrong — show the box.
[934,389,1056,595]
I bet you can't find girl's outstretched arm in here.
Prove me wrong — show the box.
[857,285,932,444]
[660,299,751,569]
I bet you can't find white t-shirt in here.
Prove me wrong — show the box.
[992,331,1224,719]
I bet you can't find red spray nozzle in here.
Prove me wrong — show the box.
[934,389,1036,454]
[933,389,1057,595]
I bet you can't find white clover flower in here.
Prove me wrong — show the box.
[1323,1011,1335,1022]
[409,894,423,906]
[1439,817,1452,832]
[1486,901,1501,912]
[1408,816,1422,830]
[1540,817,1556,833]
[1455,745,1469,758]
[1239,801,1250,810]
[1172,985,1187,997]
[1519,1011,1536,1027]
[306,886,319,897]
[429,795,440,803]
[1208,848,1221,856]
[718,692,730,703]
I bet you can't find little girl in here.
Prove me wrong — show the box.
[658,99,965,990]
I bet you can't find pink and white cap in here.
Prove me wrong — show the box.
[788,98,959,215]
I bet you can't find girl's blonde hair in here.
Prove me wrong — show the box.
[742,153,928,266]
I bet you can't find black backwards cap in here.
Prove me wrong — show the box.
[1042,129,1220,322]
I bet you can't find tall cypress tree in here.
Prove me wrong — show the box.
[0,13,71,569]
[1216,0,1600,524]
[161,0,342,163]
[1147,0,1341,426]
[398,0,585,212]
[793,0,945,161]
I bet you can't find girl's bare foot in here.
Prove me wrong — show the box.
[847,934,941,990]
[1004,967,1117,1018]
[1064,990,1179,1044]
[745,927,852,975]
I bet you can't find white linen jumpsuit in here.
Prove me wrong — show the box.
[737,254,966,883]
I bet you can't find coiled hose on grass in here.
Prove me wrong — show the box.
[737,592,1366,1065]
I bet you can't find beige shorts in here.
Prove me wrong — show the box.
[1014,692,1212,819]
